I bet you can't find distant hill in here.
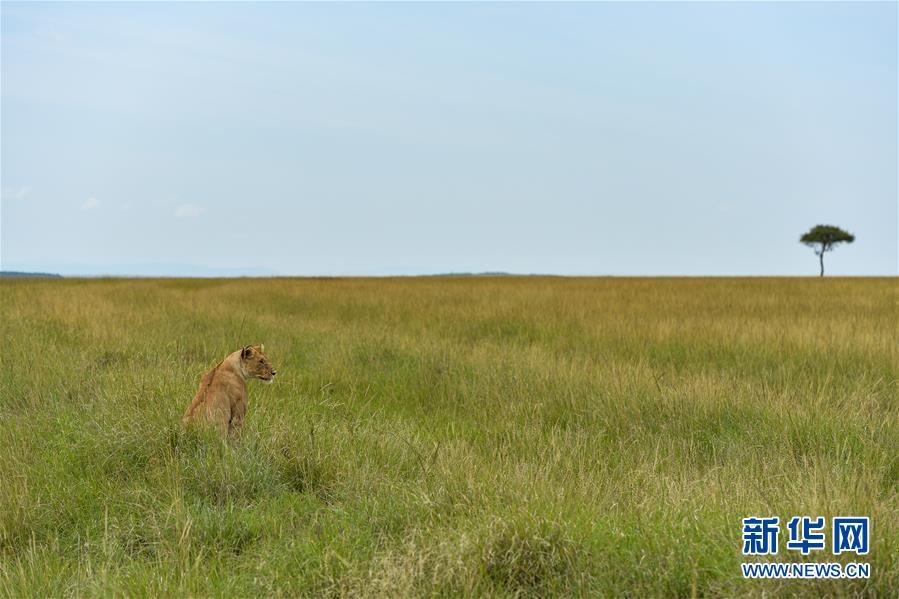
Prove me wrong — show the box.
[0,263,279,277]
[429,272,514,277]
[0,271,63,278]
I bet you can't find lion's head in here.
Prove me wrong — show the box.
[240,344,277,383]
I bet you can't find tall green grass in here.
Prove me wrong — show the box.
[1,277,896,596]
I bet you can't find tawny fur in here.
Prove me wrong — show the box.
[183,344,276,440]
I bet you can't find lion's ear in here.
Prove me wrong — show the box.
[251,343,264,353]
[241,346,253,359]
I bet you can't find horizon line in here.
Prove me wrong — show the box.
[2,271,896,280]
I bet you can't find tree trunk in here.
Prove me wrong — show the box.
[819,251,824,277]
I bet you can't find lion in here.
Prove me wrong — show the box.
[182,344,277,440]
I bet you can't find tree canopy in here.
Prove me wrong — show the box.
[799,225,855,276]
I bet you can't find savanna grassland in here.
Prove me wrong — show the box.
[1,277,896,597]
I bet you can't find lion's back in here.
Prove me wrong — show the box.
[183,366,218,424]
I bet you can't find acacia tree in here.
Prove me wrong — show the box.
[800,225,855,277]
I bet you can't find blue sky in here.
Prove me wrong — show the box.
[1,1,896,276]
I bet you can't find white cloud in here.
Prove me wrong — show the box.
[81,197,100,210]
[1,186,31,201]
[174,203,204,218]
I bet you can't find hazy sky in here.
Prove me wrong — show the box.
[1,2,896,276]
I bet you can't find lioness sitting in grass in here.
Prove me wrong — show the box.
[183,344,277,440]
